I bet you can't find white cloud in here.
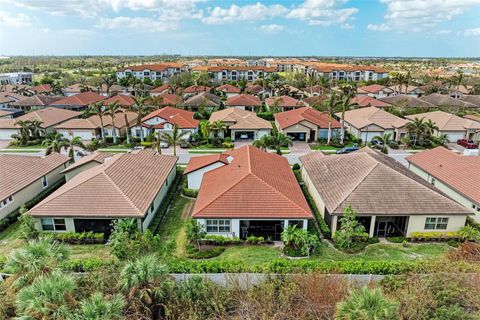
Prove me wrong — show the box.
[463,27,480,36]
[259,24,285,33]
[95,16,176,32]
[373,0,480,32]
[287,0,358,26]
[367,23,391,31]
[434,29,452,35]
[202,3,287,24]
[0,11,31,27]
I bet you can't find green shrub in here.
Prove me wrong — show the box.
[187,247,226,259]
[292,163,300,170]
[222,142,233,148]
[61,258,111,272]
[140,141,153,148]
[387,237,407,243]
[257,112,274,121]
[183,187,198,198]
[402,240,409,248]
[42,231,104,244]
[202,235,240,245]
[247,235,265,244]
[0,255,6,272]
[368,237,380,244]
[410,231,461,242]
[447,239,461,247]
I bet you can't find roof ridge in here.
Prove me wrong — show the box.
[102,169,143,215]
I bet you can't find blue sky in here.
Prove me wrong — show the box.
[1,0,480,57]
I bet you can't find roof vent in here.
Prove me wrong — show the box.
[227,156,234,163]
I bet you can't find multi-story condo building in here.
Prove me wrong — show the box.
[116,63,188,83]
[299,63,388,82]
[193,66,276,83]
[0,72,34,85]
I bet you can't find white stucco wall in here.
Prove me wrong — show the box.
[187,162,226,190]
[406,215,467,237]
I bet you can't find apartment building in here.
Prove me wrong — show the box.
[116,63,188,83]
[193,66,276,83]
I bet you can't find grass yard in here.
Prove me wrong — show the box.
[216,246,282,266]
[6,144,44,149]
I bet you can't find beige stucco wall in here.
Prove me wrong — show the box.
[301,166,326,217]
[65,161,101,181]
[1,164,67,220]
[281,123,314,141]
[406,215,467,237]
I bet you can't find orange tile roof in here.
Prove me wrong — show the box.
[142,106,198,129]
[405,111,480,131]
[275,107,341,130]
[29,84,52,93]
[0,153,70,200]
[150,93,182,106]
[336,106,408,130]
[209,108,272,130]
[102,95,135,107]
[15,107,80,128]
[55,111,137,130]
[357,84,391,94]
[184,154,229,174]
[51,92,105,107]
[265,95,304,108]
[192,145,312,219]
[351,96,392,108]
[30,150,178,218]
[464,114,480,123]
[118,63,185,72]
[406,147,480,205]
[226,94,261,107]
[151,84,171,93]
[184,85,211,93]
[216,84,241,93]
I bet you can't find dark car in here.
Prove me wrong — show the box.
[336,146,359,154]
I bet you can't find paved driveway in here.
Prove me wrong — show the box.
[387,148,411,167]
[446,142,464,153]
[0,140,10,149]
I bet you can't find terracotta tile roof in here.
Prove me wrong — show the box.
[0,109,14,117]
[209,108,272,130]
[29,150,178,218]
[226,94,261,107]
[118,63,185,72]
[464,114,480,123]
[245,85,265,94]
[142,106,198,129]
[351,96,392,108]
[150,93,182,106]
[405,111,480,131]
[61,152,114,174]
[0,153,70,200]
[182,92,221,108]
[265,95,304,108]
[184,85,211,94]
[151,84,171,93]
[51,92,105,107]
[275,107,341,130]
[0,118,17,129]
[406,147,480,205]
[10,95,63,107]
[461,95,480,107]
[304,85,324,95]
[300,149,471,216]
[216,84,241,93]
[15,107,80,128]
[184,154,229,174]
[336,106,408,130]
[29,84,52,93]
[357,84,392,94]
[102,95,135,107]
[306,63,387,73]
[420,93,478,109]
[192,146,312,219]
[0,93,25,104]
[55,111,137,130]
[379,95,436,108]
[303,95,327,107]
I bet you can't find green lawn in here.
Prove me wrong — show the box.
[309,143,355,151]
[6,144,44,149]
[216,246,282,266]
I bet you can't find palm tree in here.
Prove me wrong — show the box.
[258,132,292,155]
[209,120,227,140]
[339,81,357,96]
[122,109,131,145]
[321,92,342,144]
[423,119,439,137]
[5,239,69,290]
[436,133,450,146]
[16,271,76,319]
[132,96,150,142]
[199,120,211,141]
[339,95,358,144]
[89,101,106,142]
[14,119,31,145]
[41,133,69,155]
[371,133,392,154]
[403,71,412,95]
[252,134,270,151]
[451,71,464,98]
[119,255,167,307]
[106,101,121,144]
[102,73,116,97]
[67,136,85,160]
[29,119,44,140]
[159,124,189,156]
[78,292,125,320]
[335,287,399,320]
[406,117,426,147]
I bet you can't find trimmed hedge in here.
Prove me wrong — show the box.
[182,179,198,198]
[0,177,66,233]
[42,231,104,244]
[410,231,461,242]
[201,235,241,245]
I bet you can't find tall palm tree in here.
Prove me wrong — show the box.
[406,117,426,146]
[106,101,121,144]
[102,73,116,97]
[335,287,399,320]
[424,119,439,137]
[451,71,464,99]
[29,119,44,140]
[78,292,125,320]
[403,71,412,95]
[14,120,31,145]
[199,120,211,141]
[89,101,106,142]
[67,136,85,160]
[209,120,227,140]
[16,272,76,319]
[5,239,69,290]
[372,133,392,154]
[159,124,189,156]
[122,108,131,145]
[339,95,358,144]
[41,133,69,155]
[262,132,293,155]
[132,96,150,142]
[321,92,342,144]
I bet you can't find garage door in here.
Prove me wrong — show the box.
[443,132,464,142]
[56,130,71,140]
[72,131,94,141]
[363,131,383,142]
[0,129,19,140]
[235,131,255,139]
[287,132,307,141]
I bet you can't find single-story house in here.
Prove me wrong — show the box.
[275,107,341,142]
[183,85,211,99]
[0,108,24,119]
[133,106,198,140]
[0,153,70,220]
[102,95,135,108]
[388,85,425,97]
[62,84,96,97]
[356,84,393,99]
[27,84,53,95]
[182,92,221,111]
[461,95,480,108]
[10,95,64,111]
[351,96,392,108]
[191,145,313,240]
[420,93,478,110]
[149,93,182,107]
[0,107,81,140]
[225,94,262,112]
[300,149,472,238]
[50,92,105,111]
[246,85,271,98]
[61,152,114,181]
[0,93,26,108]
[265,95,305,112]
[406,147,480,221]
[447,85,471,99]
[379,95,436,109]
[302,95,327,108]
[29,150,178,234]
[335,106,409,142]
[209,108,272,141]
[304,85,324,97]
[405,111,480,141]
[150,84,172,97]
[216,84,241,98]
[184,153,230,189]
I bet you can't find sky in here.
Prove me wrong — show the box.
[1,0,480,57]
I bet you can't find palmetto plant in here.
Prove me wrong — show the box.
[41,133,69,155]
[209,120,227,140]
[16,271,76,320]
[106,101,121,144]
[335,287,399,320]
[159,124,189,156]
[78,292,126,320]
[14,120,32,145]
[199,120,211,141]
[29,119,44,140]
[89,101,106,142]
[5,239,69,290]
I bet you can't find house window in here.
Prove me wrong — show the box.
[41,218,66,231]
[42,176,48,188]
[1,196,14,209]
[431,178,436,186]
[288,220,304,229]
[206,219,231,233]
[150,203,155,214]
[424,217,449,230]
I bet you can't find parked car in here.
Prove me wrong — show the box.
[371,140,384,146]
[457,139,478,149]
[76,149,88,157]
[239,134,249,139]
[160,141,170,148]
[336,146,359,154]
